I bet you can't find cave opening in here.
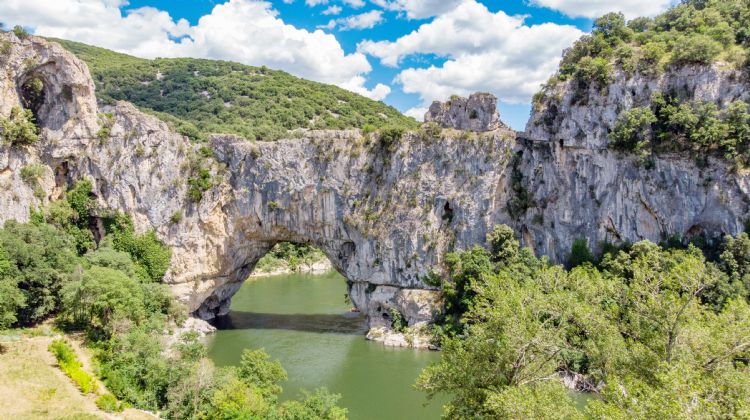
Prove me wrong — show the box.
[19,74,46,122]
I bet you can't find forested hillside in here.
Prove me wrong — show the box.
[52,39,418,141]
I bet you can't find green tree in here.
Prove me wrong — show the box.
[609,107,656,157]
[237,349,288,398]
[109,214,171,282]
[567,238,594,268]
[61,266,146,333]
[277,389,348,420]
[0,244,24,329]
[0,220,78,325]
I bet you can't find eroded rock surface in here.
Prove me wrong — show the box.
[425,92,502,132]
[2,35,750,340]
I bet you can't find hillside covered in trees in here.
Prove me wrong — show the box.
[52,39,418,142]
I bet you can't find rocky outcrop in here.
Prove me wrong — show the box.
[516,65,750,260]
[1,35,750,343]
[425,92,502,132]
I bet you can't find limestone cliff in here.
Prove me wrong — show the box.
[1,34,749,335]
[518,66,750,261]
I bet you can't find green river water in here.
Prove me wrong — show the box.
[206,270,446,420]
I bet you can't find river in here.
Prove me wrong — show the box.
[206,270,445,420]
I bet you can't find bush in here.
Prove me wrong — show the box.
[12,25,29,39]
[1,107,38,145]
[389,308,407,333]
[568,238,594,268]
[110,214,171,282]
[49,339,97,394]
[187,168,212,203]
[609,107,656,156]
[169,211,183,224]
[671,34,723,65]
[378,126,405,153]
[20,164,45,184]
[96,394,123,412]
[576,56,612,87]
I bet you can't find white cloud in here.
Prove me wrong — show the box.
[370,0,463,19]
[340,76,391,100]
[320,10,384,31]
[0,0,385,100]
[404,107,427,121]
[305,0,329,6]
[530,0,674,19]
[322,5,343,15]
[359,0,583,106]
[340,10,384,30]
[342,0,366,8]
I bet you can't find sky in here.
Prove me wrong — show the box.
[0,0,677,130]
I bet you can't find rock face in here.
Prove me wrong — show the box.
[425,92,502,131]
[516,66,750,261]
[2,35,750,337]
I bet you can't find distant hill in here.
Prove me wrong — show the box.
[52,39,418,141]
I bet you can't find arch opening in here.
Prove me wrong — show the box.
[19,74,46,120]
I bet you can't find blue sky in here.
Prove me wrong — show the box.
[0,0,675,129]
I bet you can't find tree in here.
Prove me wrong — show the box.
[567,238,594,268]
[594,12,632,43]
[719,232,750,298]
[237,349,288,398]
[609,107,656,156]
[61,266,146,333]
[0,244,24,329]
[277,388,348,420]
[417,264,573,418]
[0,220,78,325]
[671,34,722,65]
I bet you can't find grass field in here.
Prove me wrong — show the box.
[0,331,154,420]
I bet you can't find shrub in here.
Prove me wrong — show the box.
[20,164,45,184]
[187,168,212,203]
[1,107,38,145]
[12,25,29,39]
[96,113,114,143]
[110,214,171,282]
[49,339,97,394]
[609,106,657,156]
[671,34,723,65]
[568,238,594,268]
[576,56,612,87]
[96,394,123,412]
[378,126,405,153]
[170,211,183,224]
[389,308,407,333]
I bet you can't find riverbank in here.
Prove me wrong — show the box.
[250,257,333,277]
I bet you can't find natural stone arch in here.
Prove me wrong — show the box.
[6,35,750,334]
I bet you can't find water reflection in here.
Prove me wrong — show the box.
[212,311,367,335]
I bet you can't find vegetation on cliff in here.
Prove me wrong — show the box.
[420,225,750,418]
[553,0,750,89]
[611,95,750,167]
[532,0,750,168]
[51,39,418,142]
[0,180,347,419]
